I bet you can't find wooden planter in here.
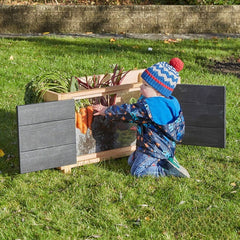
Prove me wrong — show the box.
[43,69,144,173]
[17,68,225,174]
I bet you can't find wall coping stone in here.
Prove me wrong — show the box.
[0,5,239,34]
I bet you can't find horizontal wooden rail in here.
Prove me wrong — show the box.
[58,145,136,173]
[44,83,142,102]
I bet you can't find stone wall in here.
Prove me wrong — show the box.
[0,5,239,34]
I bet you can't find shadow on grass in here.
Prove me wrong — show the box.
[0,109,20,176]
[96,157,131,176]
[3,36,240,68]
[4,35,160,57]
[4,36,239,77]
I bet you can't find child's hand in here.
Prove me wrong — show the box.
[130,126,137,131]
[93,104,107,116]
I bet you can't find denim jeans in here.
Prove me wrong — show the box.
[128,151,166,177]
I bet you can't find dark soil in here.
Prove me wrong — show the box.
[209,57,240,78]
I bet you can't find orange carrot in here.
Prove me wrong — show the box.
[75,111,78,128]
[87,105,94,130]
[76,111,82,131]
[80,107,88,134]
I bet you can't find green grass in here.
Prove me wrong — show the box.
[0,36,239,239]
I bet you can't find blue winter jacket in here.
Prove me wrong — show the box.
[105,95,185,159]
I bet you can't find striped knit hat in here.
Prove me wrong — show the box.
[141,58,184,97]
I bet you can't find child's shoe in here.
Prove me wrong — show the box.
[160,157,190,178]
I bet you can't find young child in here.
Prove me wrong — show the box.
[93,58,190,178]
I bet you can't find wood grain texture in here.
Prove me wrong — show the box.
[17,100,74,125]
[19,144,76,174]
[18,119,75,152]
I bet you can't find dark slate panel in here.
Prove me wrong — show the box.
[19,144,76,174]
[174,84,225,105]
[181,103,224,128]
[17,100,75,126]
[17,100,76,174]
[182,126,225,148]
[173,84,226,148]
[18,119,75,152]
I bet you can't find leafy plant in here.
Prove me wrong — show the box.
[129,97,137,104]
[24,65,130,106]
[69,76,79,92]
[76,64,131,106]
[24,72,71,104]
[76,64,130,89]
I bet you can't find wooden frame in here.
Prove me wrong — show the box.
[43,82,142,102]
[44,82,142,173]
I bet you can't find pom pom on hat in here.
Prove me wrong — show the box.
[169,58,184,72]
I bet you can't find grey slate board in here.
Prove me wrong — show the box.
[17,100,76,174]
[173,84,226,148]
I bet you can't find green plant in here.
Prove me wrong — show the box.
[24,64,131,105]
[76,64,131,106]
[24,72,71,104]
[129,97,138,104]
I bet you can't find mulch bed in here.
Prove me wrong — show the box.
[209,57,240,78]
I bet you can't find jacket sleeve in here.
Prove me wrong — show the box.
[161,111,185,143]
[104,101,150,124]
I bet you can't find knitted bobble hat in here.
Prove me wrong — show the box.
[141,58,184,97]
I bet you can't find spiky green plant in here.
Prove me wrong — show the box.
[24,72,71,104]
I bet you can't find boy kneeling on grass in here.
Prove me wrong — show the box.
[93,58,190,178]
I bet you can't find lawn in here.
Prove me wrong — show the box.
[0,35,239,239]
